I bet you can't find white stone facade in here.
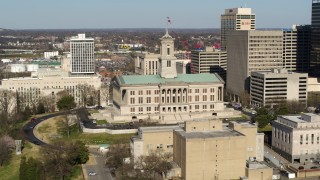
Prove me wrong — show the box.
[272,113,320,163]
[0,74,101,107]
[112,31,227,123]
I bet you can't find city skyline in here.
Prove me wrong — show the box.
[0,0,311,29]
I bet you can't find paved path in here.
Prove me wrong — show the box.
[23,112,67,146]
[264,145,290,168]
[82,148,113,180]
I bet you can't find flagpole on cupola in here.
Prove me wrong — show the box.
[166,17,171,35]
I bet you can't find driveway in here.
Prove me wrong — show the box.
[82,148,113,180]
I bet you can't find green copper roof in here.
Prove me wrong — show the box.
[31,61,61,66]
[118,74,223,85]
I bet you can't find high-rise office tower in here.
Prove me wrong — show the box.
[283,26,297,72]
[220,8,256,50]
[226,30,283,100]
[70,34,95,74]
[311,0,320,76]
[296,25,311,73]
[190,47,227,81]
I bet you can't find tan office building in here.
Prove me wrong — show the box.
[272,113,320,163]
[226,30,283,100]
[191,47,227,81]
[283,26,298,72]
[131,119,265,180]
[221,8,256,50]
[251,69,308,108]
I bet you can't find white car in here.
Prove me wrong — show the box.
[88,172,97,176]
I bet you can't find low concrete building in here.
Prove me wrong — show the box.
[244,160,273,180]
[272,113,320,163]
[130,125,180,164]
[130,119,265,180]
[250,69,308,108]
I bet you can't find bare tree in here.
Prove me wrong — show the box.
[137,150,172,179]
[100,84,109,106]
[77,84,99,107]
[0,90,17,115]
[61,114,76,138]
[38,95,56,113]
[41,141,72,180]
[287,100,306,114]
[0,135,15,166]
[0,90,17,128]
[239,91,250,108]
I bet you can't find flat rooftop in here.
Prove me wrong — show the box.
[178,129,244,139]
[118,73,223,85]
[280,113,320,123]
[247,161,270,169]
[280,115,306,123]
[139,125,181,133]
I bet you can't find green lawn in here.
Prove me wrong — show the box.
[37,123,51,133]
[259,124,272,132]
[0,141,41,180]
[96,120,107,125]
[0,153,21,180]
[88,110,99,114]
[67,132,133,145]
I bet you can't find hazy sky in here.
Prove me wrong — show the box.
[0,0,312,29]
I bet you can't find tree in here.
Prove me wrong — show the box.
[254,107,273,129]
[19,156,44,180]
[38,95,55,113]
[0,135,15,166]
[41,141,72,180]
[255,115,272,129]
[0,90,17,128]
[308,92,320,107]
[239,91,250,108]
[56,95,76,111]
[273,102,289,119]
[286,100,305,114]
[77,84,99,107]
[106,140,130,170]
[61,115,74,138]
[37,102,46,114]
[67,140,89,165]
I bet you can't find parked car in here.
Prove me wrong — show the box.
[88,172,97,176]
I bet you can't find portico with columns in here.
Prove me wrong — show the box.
[112,29,230,123]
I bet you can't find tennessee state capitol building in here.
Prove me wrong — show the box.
[112,30,233,123]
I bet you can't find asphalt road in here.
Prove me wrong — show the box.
[23,111,67,146]
[83,148,113,180]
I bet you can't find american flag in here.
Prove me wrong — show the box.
[167,17,171,24]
